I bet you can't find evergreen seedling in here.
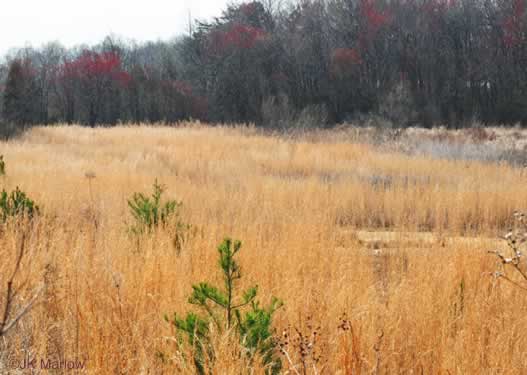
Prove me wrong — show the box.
[0,186,39,222]
[165,238,282,373]
[127,179,182,234]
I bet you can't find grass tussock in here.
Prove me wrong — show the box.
[0,123,527,373]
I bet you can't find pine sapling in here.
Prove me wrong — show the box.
[0,186,39,223]
[127,179,183,234]
[164,238,283,373]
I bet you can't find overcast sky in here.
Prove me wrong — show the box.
[0,0,231,55]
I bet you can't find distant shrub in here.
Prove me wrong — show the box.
[261,95,328,130]
[0,186,39,222]
[127,180,182,234]
[261,94,296,130]
[295,103,328,130]
[378,83,418,127]
[163,238,283,373]
[464,127,496,143]
[349,112,395,129]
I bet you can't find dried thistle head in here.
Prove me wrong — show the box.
[0,154,5,176]
[85,171,96,179]
[278,329,288,353]
[277,317,326,369]
[338,312,352,332]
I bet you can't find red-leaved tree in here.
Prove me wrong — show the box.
[503,0,525,47]
[57,51,131,125]
[208,23,267,54]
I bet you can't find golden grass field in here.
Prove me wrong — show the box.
[1,123,527,374]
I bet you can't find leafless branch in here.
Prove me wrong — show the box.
[489,211,527,292]
[0,231,41,337]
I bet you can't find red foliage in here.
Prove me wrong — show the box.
[360,0,391,35]
[330,48,362,76]
[515,0,526,14]
[59,51,131,87]
[113,71,132,87]
[332,48,363,65]
[361,0,389,29]
[208,23,266,53]
[503,0,525,47]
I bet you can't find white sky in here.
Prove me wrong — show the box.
[0,0,231,55]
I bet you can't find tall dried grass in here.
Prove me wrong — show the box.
[0,123,526,373]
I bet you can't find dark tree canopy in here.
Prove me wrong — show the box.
[2,59,39,127]
[0,0,526,131]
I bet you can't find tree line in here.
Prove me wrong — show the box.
[1,0,526,132]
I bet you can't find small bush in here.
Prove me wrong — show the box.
[261,94,296,130]
[163,238,283,373]
[464,127,496,143]
[0,186,39,222]
[261,95,328,130]
[349,112,395,129]
[378,82,418,127]
[295,103,328,130]
[127,179,182,234]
